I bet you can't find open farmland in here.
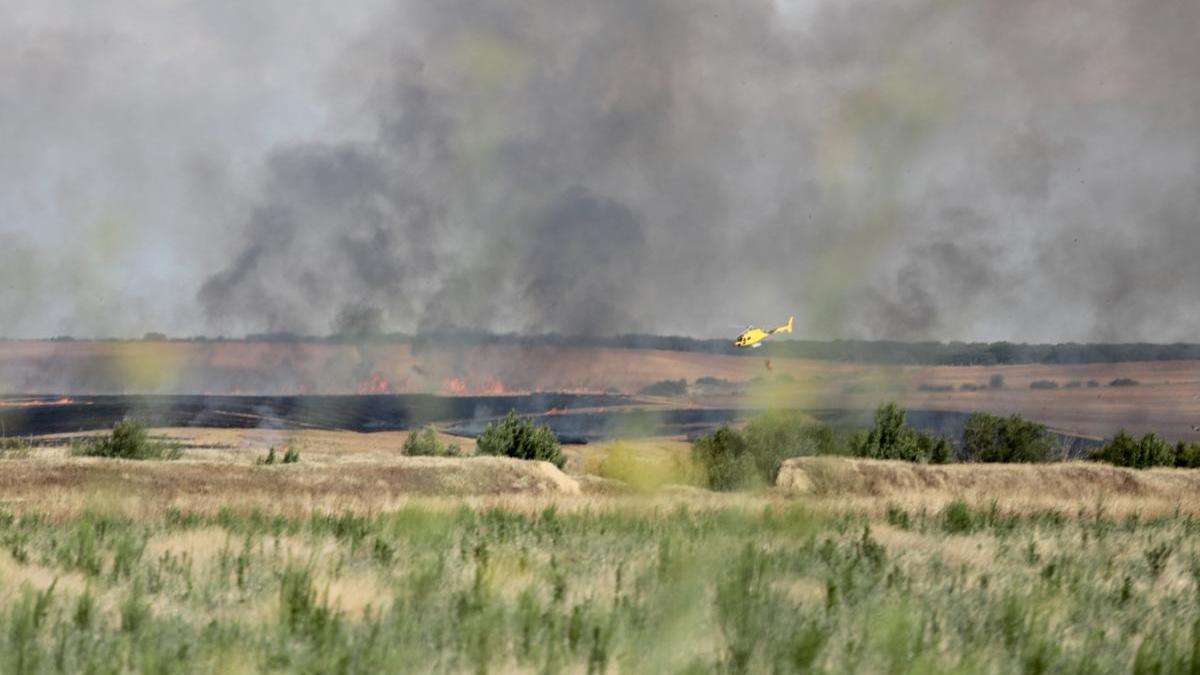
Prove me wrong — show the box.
[4,341,1200,441]
[2,432,1200,672]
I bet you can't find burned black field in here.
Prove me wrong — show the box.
[0,393,624,438]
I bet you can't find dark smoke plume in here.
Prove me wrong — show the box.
[4,1,1200,342]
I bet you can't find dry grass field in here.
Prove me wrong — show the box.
[778,456,1200,520]
[3,430,1200,671]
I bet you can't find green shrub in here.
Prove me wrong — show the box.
[961,413,1054,463]
[1089,431,1173,469]
[1029,380,1058,390]
[0,436,33,458]
[941,500,974,534]
[851,403,951,464]
[282,448,300,464]
[989,374,1005,389]
[402,425,460,457]
[259,448,277,465]
[1109,378,1140,387]
[476,411,564,468]
[70,420,183,460]
[692,427,759,491]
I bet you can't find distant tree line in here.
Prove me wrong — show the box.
[638,379,688,396]
[23,331,1200,366]
[409,334,1200,364]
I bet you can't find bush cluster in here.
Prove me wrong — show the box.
[691,413,861,490]
[691,403,958,491]
[1089,431,1200,469]
[70,420,183,461]
[477,412,564,468]
[402,425,460,457]
[961,413,1055,463]
[683,401,1200,491]
[743,411,856,480]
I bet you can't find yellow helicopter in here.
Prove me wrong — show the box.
[734,316,794,348]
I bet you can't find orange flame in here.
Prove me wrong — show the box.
[439,376,508,396]
[0,397,77,408]
[356,372,394,395]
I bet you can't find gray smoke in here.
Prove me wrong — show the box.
[4,0,1200,342]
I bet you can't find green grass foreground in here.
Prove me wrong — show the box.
[2,502,1200,673]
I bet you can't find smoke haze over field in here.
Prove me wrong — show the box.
[2,0,1199,342]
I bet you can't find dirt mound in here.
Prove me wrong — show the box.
[0,456,580,513]
[777,456,1200,502]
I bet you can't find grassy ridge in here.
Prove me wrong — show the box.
[3,501,1200,672]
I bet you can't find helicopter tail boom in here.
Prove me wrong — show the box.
[772,316,794,335]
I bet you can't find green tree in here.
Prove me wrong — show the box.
[862,403,908,458]
[961,413,1054,463]
[476,412,564,468]
[1175,441,1200,469]
[1090,431,1173,469]
[849,403,950,463]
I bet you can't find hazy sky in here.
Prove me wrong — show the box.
[2,0,1198,342]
